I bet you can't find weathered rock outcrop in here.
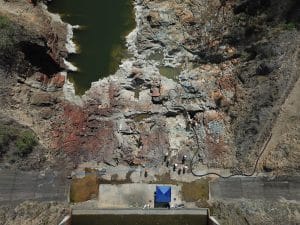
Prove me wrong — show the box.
[0,0,299,225]
[0,0,71,169]
[0,0,300,174]
[50,0,300,175]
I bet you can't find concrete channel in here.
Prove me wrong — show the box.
[70,209,220,225]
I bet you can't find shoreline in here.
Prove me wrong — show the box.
[53,0,142,102]
[45,0,141,102]
[43,3,79,72]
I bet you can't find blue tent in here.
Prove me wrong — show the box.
[155,186,171,203]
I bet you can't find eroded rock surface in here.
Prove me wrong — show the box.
[1,0,298,173]
[48,0,300,175]
[0,0,299,224]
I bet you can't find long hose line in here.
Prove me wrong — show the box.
[190,125,272,178]
[164,94,272,178]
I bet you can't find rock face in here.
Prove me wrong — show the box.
[0,0,70,170]
[0,0,67,90]
[50,0,299,174]
[0,0,299,225]
[0,0,300,173]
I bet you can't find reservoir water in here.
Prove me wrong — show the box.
[48,0,135,94]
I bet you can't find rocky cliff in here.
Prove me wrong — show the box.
[49,0,300,176]
[0,0,299,175]
[0,0,299,224]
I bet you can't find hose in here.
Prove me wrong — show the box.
[171,103,272,178]
[190,125,272,178]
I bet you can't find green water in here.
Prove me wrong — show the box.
[48,0,135,95]
[159,66,182,82]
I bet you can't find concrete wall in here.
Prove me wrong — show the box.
[209,216,221,225]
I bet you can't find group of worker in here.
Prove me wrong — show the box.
[167,153,189,175]
[143,153,189,177]
[161,153,189,175]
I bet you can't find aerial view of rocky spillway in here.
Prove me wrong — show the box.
[0,0,299,224]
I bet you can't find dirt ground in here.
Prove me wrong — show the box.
[261,65,300,175]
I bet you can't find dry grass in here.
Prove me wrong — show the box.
[70,174,99,203]
[153,172,177,185]
[181,179,209,202]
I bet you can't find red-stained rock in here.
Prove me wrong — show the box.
[51,74,65,88]
[205,135,229,162]
[35,72,46,82]
[51,103,118,164]
[218,75,236,91]
[33,72,65,91]
[151,87,160,97]
[204,110,222,124]
[137,124,169,164]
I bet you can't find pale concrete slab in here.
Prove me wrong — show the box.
[98,184,182,208]
[210,176,300,201]
[0,169,69,204]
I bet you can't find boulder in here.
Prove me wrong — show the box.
[30,92,56,106]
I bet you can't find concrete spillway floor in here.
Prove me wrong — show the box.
[98,183,182,208]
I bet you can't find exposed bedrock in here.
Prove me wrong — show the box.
[49,0,300,173]
[57,0,298,171]
[0,0,299,175]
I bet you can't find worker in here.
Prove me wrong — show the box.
[166,159,170,167]
[173,163,178,171]
[164,152,169,162]
[183,166,188,174]
[178,168,181,175]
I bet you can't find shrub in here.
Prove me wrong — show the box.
[284,22,297,30]
[0,16,9,28]
[15,131,37,157]
[0,16,16,51]
[0,125,15,155]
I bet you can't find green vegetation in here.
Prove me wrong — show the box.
[0,124,38,160]
[159,66,182,82]
[0,125,14,155]
[284,22,297,30]
[109,43,130,74]
[15,130,38,157]
[132,113,151,122]
[0,16,16,51]
[0,16,10,28]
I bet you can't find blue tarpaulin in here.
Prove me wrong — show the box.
[155,186,171,203]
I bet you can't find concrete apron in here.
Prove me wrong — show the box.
[98,183,181,208]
